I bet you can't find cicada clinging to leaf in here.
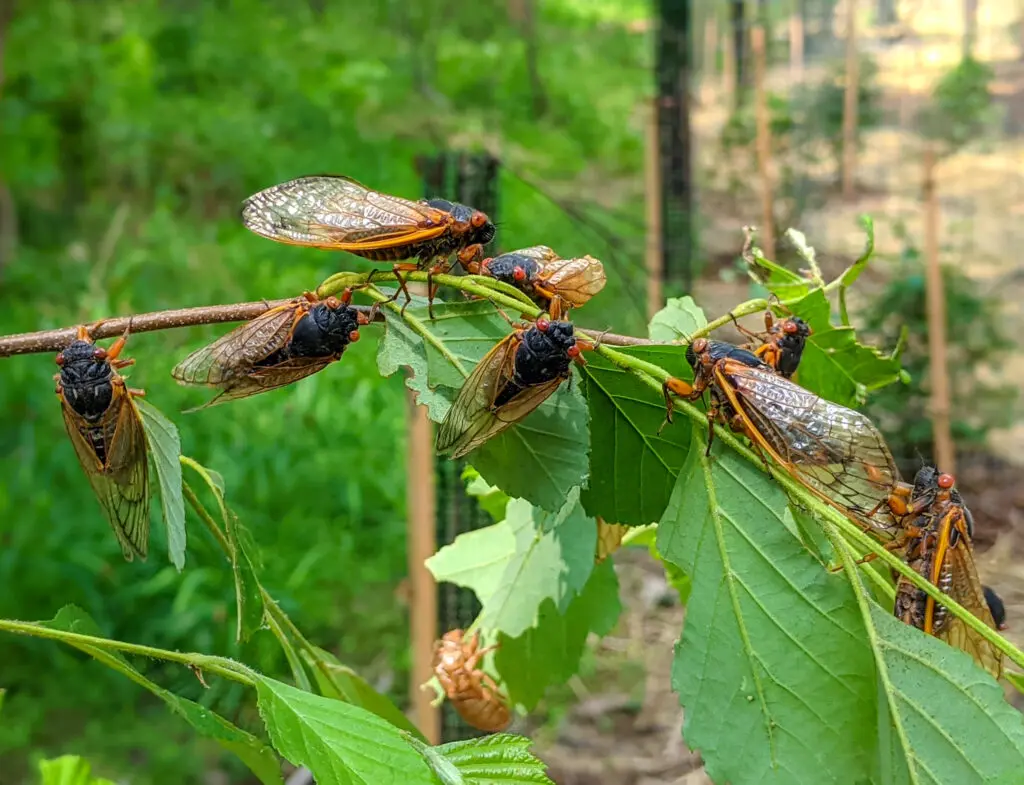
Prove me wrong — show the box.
[467,245,606,319]
[892,466,1004,678]
[55,325,150,561]
[733,308,812,379]
[663,338,904,541]
[436,316,591,459]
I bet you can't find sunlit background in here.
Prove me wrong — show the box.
[2,1,1023,782]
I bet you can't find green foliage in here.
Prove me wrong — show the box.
[919,57,997,152]
[137,399,186,569]
[862,230,1017,469]
[0,0,653,776]
[38,756,116,785]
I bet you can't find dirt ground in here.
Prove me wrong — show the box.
[537,12,1024,785]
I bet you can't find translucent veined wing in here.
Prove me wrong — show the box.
[61,387,150,560]
[511,245,560,263]
[241,175,452,250]
[436,333,565,459]
[718,360,902,537]
[172,303,305,386]
[540,256,607,307]
[185,358,334,410]
[941,536,1004,678]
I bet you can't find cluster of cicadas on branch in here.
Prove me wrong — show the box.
[662,326,1008,679]
[46,174,1008,732]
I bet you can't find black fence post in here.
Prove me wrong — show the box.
[418,150,501,742]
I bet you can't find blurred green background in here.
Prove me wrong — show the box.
[0,0,651,781]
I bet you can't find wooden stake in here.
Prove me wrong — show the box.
[922,145,956,475]
[841,0,860,201]
[703,14,718,103]
[751,24,776,261]
[789,6,804,81]
[723,21,736,107]
[406,281,440,744]
[645,98,664,321]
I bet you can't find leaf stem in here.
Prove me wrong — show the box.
[0,619,259,686]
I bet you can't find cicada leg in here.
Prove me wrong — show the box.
[659,376,696,433]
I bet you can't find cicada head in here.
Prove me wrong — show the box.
[426,199,496,247]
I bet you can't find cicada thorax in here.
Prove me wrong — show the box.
[433,629,511,733]
[478,252,544,291]
[495,319,578,407]
[57,340,117,418]
[258,298,363,366]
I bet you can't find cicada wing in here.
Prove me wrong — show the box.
[541,256,607,307]
[941,533,1003,678]
[61,388,150,560]
[241,175,451,250]
[185,358,334,410]
[721,362,902,537]
[436,335,521,459]
[512,245,561,263]
[172,303,303,387]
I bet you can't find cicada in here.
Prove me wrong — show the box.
[467,245,606,318]
[733,310,812,379]
[55,326,150,561]
[663,338,903,539]
[433,629,511,733]
[892,467,1003,678]
[172,290,370,409]
[241,175,495,302]
[436,316,590,459]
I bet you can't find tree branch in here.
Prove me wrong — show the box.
[0,299,651,357]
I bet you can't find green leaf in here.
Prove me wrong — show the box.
[463,466,512,522]
[840,215,875,289]
[580,345,694,525]
[496,559,621,711]
[182,459,264,643]
[432,734,555,784]
[255,676,435,785]
[470,384,589,512]
[647,296,707,342]
[377,300,588,511]
[136,399,186,570]
[427,489,595,638]
[744,239,810,300]
[302,645,426,743]
[658,436,882,785]
[376,304,453,422]
[38,756,116,785]
[40,606,282,785]
[784,289,904,407]
[844,570,1024,784]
